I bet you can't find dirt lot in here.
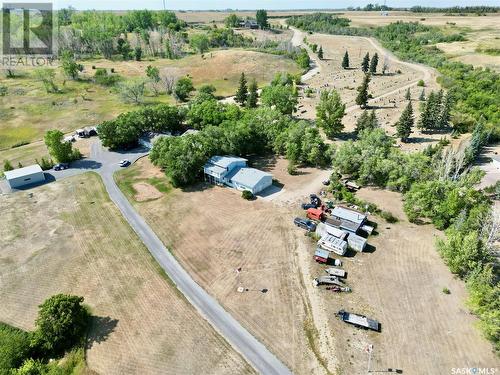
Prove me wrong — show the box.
[0,173,254,375]
[115,156,338,374]
[306,187,499,375]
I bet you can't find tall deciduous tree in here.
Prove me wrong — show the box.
[261,85,297,115]
[355,74,371,108]
[235,72,248,105]
[361,52,370,73]
[396,101,414,142]
[247,79,258,108]
[173,76,194,102]
[60,50,83,80]
[316,89,346,138]
[31,294,90,357]
[341,50,349,69]
[369,52,378,74]
[256,9,268,29]
[44,130,81,163]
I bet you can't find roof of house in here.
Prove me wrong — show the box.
[207,155,247,169]
[204,164,227,176]
[228,167,272,188]
[331,206,367,224]
[4,164,43,180]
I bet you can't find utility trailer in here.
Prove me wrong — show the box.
[314,248,330,263]
[313,276,345,287]
[325,267,346,278]
[337,310,380,332]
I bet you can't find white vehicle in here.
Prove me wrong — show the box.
[119,159,130,167]
[317,235,348,256]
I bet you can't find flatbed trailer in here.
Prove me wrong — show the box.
[337,309,380,331]
[313,276,344,287]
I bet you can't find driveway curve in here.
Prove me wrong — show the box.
[90,141,291,375]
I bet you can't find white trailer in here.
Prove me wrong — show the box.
[317,235,348,256]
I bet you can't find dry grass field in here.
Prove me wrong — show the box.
[115,157,336,375]
[0,50,299,151]
[83,49,301,97]
[0,173,254,375]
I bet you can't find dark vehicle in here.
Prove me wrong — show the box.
[294,217,317,232]
[337,309,380,332]
[310,194,321,207]
[53,163,69,171]
[302,203,316,210]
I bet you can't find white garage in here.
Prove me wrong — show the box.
[228,167,273,195]
[4,164,45,189]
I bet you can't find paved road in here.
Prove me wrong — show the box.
[47,140,292,375]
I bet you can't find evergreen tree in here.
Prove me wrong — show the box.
[361,52,370,73]
[355,74,371,108]
[355,110,378,134]
[405,88,411,101]
[419,89,425,101]
[369,52,378,74]
[437,91,453,129]
[247,79,258,108]
[317,46,323,60]
[341,51,349,69]
[235,72,248,105]
[418,91,437,131]
[396,101,414,142]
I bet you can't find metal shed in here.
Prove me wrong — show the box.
[4,164,45,189]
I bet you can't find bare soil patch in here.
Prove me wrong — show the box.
[0,173,254,375]
[133,181,163,201]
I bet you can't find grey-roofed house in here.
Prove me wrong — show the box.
[204,155,273,194]
[4,164,45,189]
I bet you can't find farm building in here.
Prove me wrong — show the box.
[239,20,259,29]
[4,164,45,189]
[204,156,273,194]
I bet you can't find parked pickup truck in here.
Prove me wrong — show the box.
[294,217,316,232]
[325,267,346,278]
[337,309,380,332]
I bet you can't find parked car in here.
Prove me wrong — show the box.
[119,159,130,167]
[302,203,316,210]
[294,217,317,232]
[322,180,330,186]
[53,163,69,171]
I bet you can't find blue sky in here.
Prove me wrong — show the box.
[54,1,500,10]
